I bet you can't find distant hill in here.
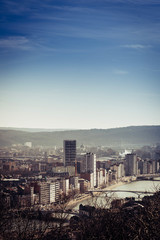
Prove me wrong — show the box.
[0,127,76,132]
[0,126,160,149]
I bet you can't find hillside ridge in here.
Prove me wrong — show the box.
[0,125,160,148]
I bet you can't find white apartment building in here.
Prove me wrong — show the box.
[39,181,60,205]
[96,169,107,188]
[81,153,97,187]
[60,178,70,195]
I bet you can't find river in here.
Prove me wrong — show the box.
[72,179,160,210]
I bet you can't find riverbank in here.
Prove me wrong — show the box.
[67,177,133,209]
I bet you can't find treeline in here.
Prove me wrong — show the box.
[69,193,160,240]
[1,191,160,239]
[0,125,160,147]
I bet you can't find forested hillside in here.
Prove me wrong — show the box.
[0,126,160,148]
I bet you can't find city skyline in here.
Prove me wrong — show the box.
[0,0,160,129]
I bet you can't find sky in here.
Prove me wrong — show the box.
[0,0,160,129]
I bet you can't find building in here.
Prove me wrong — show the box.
[39,183,49,204]
[81,172,94,189]
[79,204,95,217]
[30,186,34,205]
[125,153,138,176]
[24,142,32,148]
[32,163,46,173]
[81,153,97,187]
[52,165,75,176]
[96,169,106,187]
[78,179,90,193]
[152,159,158,174]
[60,178,70,195]
[63,140,76,167]
[2,160,16,172]
[111,163,125,181]
[39,181,60,204]
[142,160,148,174]
[70,176,80,190]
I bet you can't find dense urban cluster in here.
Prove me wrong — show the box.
[0,140,160,239]
[1,188,160,240]
[0,141,160,209]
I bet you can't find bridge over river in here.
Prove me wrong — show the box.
[137,173,160,180]
[88,189,156,199]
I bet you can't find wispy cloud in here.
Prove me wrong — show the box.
[1,1,95,16]
[0,36,31,50]
[122,44,152,49]
[0,0,31,15]
[31,14,67,21]
[113,70,128,75]
[127,0,160,4]
[100,0,160,4]
[0,36,88,54]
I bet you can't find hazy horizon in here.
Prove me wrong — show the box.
[0,0,160,129]
[0,124,160,132]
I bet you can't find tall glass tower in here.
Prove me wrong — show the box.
[63,140,76,167]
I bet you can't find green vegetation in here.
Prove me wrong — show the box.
[0,126,160,148]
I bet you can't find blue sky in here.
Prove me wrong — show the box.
[0,0,160,129]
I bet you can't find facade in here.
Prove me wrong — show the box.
[152,160,157,174]
[81,172,94,189]
[111,163,125,180]
[60,178,70,195]
[138,159,143,174]
[141,159,157,174]
[63,140,76,167]
[32,163,46,173]
[24,142,32,148]
[125,153,138,176]
[81,153,97,187]
[78,179,90,193]
[49,183,56,203]
[2,160,16,172]
[30,186,34,205]
[39,183,50,204]
[96,169,105,188]
[79,204,95,217]
[39,181,60,204]
[52,165,75,176]
[70,176,79,190]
